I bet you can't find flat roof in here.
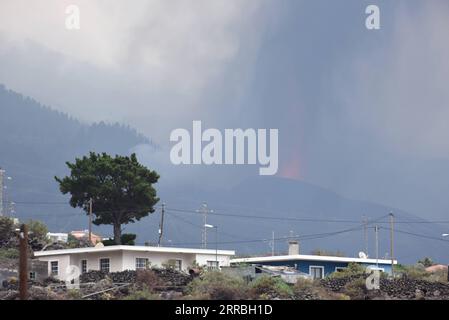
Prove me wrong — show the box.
[33,245,235,257]
[230,254,397,265]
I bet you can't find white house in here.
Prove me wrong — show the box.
[46,232,69,243]
[33,245,235,281]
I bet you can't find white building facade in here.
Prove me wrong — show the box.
[34,245,235,281]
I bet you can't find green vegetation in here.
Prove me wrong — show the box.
[66,289,83,300]
[328,262,366,279]
[124,287,160,300]
[294,278,346,300]
[55,152,160,244]
[249,275,293,299]
[417,257,434,268]
[103,233,137,246]
[136,269,162,290]
[0,247,19,259]
[187,271,249,300]
[343,277,367,300]
[27,219,49,243]
[395,263,447,283]
[0,217,15,245]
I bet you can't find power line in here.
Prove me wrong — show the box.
[166,215,390,247]
[11,201,449,224]
[379,226,449,244]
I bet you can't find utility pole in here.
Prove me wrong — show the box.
[88,198,93,245]
[271,231,275,256]
[374,225,379,268]
[198,202,212,249]
[389,212,395,277]
[158,203,165,246]
[19,224,28,300]
[0,168,5,217]
[363,215,369,256]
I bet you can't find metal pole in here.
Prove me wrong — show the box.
[215,226,218,268]
[389,212,395,277]
[363,215,369,256]
[19,224,28,300]
[0,169,4,217]
[200,202,211,249]
[158,203,165,246]
[375,225,379,268]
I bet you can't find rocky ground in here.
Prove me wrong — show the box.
[2,269,449,300]
[0,268,194,300]
[320,275,449,300]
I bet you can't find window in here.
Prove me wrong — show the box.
[50,261,59,276]
[207,260,219,270]
[309,266,324,279]
[173,259,182,271]
[29,271,36,280]
[81,260,87,273]
[136,258,149,270]
[100,258,110,273]
[335,267,347,272]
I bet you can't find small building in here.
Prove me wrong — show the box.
[70,230,102,245]
[425,264,448,273]
[47,232,69,243]
[33,245,235,281]
[231,242,397,279]
[231,255,397,279]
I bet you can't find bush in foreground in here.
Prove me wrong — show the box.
[249,275,293,300]
[293,278,345,300]
[186,271,249,300]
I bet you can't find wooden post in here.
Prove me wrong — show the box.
[19,224,28,300]
[389,213,395,277]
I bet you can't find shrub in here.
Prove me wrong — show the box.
[0,248,19,259]
[250,275,293,299]
[124,287,160,300]
[293,277,338,300]
[136,269,162,290]
[328,262,366,279]
[395,263,447,283]
[103,233,137,246]
[343,278,367,300]
[187,271,248,300]
[396,264,429,280]
[0,217,14,245]
[66,289,83,300]
[27,220,48,243]
[293,278,349,300]
[418,257,434,268]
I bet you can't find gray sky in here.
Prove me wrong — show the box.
[1,0,449,219]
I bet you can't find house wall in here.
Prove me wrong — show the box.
[121,251,197,271]
[195,253,232,268]
[70,251,124,273]
[35,249,234,281]
[36,254,70,281]
[244,259,393,277]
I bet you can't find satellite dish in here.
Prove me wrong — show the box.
[358,251,368,259]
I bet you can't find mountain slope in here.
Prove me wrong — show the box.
[0,84,156,225]
[1,85,446,264]
[128,176,449,264]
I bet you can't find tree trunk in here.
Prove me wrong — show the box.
[113,223,122,245]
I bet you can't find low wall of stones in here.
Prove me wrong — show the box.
[320,275,449,299]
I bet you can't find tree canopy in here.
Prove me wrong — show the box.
[55,152,160,244]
